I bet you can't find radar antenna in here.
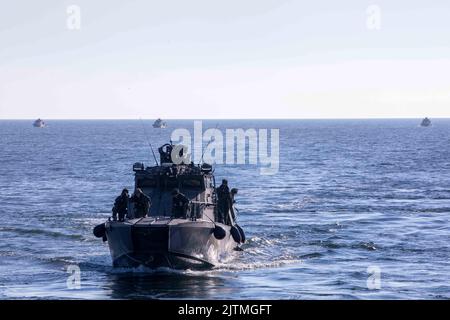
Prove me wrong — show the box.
[139,118,159,166]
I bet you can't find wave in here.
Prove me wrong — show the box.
[103,258,301,275]
[0,226,85,240]
[308,239,378,251]
[213,258,301,271]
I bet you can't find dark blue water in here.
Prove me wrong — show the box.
[0,119,449,299]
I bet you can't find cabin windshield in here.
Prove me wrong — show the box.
[135,174,207,217]
[136,178,157,188]
[181,178,202,188]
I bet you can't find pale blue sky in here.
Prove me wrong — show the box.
[1,0,450,119]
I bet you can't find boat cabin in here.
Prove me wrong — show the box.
[131,145,217,221]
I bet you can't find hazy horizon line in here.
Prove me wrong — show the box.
[1,117,447,121]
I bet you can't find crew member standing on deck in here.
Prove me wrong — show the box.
[112,188,129,222]
[130,188,151,218]
[217,179,232,224]
[172,188,189,218]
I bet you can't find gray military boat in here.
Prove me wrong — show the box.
[33,118,46,128]
[420,117,432,127]
[152,118,167,128]
[93,143,245,270]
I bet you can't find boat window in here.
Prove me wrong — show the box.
[163,178,178,189]
[137,178,157,188]
[182,179,202,188]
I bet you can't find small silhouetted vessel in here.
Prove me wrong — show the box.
[152,118,167,128]
[33,118,45,128]
[93,142,245,270]
[420,117,431,127]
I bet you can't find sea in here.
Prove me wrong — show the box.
[0,119,449,299]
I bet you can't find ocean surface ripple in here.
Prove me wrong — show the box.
[0,119,449,299]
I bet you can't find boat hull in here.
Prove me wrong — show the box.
[104,218,237,270]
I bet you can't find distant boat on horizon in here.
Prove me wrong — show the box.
[33,118,46,128]
[420,117,431,127]
[152,118,167,128]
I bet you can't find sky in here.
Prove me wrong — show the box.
[0,0,450,119]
